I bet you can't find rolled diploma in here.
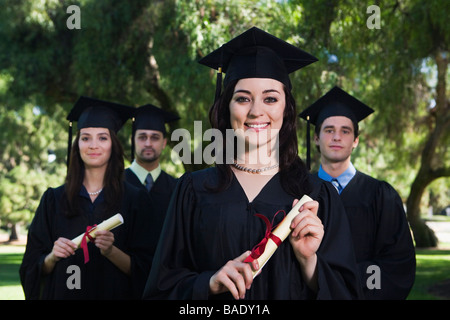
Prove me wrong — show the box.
[251,195,313,278]
[71,213,124,248]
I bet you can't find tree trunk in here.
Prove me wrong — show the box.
[406,50,449,248]
[407,177,438,248]
[145,38,210,173]
[8,223,18,242]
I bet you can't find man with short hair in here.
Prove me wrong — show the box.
[299,86,416,299]
[125,104,180,248]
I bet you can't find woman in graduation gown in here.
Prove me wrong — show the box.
[143,27,362,300]
[20,97,154,299]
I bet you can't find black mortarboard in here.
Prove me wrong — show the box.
[299,86,374,126]
[66,96,133,165]
[131,104,180,160]
[298,86,374,170]
[198,27,318,101]
[132,104,180,135]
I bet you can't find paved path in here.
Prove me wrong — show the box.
[427,221,450,245]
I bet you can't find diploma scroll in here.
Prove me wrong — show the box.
[71,213,124,248]
[249,195,313,278]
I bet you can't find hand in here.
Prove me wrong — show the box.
[51,237,77,261]
[289,199,323,261]
[43,237,77,274]
[209,251,259,300]
[94,230,115,257]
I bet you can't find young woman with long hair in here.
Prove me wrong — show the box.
[20,97,154,299]
[143,28,361,300]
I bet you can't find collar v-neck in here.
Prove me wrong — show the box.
[231,171,281,204]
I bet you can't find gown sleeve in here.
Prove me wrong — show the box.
[359,182,416,299]
[19,188,57,300]
[124,185,157,299]
[142,172,213,299]
[311,179,363,299]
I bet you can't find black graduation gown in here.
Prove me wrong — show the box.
[143,167,361,300]
[124,168,178,247]
[331,171,416,299]
[19,182,154,300]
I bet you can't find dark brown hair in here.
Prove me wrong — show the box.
[208,79,311,198]
[63,129,124,218]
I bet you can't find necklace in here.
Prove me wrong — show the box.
[232,162,279,174]
[87,188,103,196]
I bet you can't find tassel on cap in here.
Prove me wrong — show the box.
[214,67,223,103]
[306,116,311,171]
[67,121,73,169]
[131,117,136,161]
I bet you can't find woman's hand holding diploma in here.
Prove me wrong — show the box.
[209,251,259,300]
[289,199,323,292]
[209,195,323,299]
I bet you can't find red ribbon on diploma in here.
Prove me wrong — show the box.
[80,224,97,264]
[244,211,286,263]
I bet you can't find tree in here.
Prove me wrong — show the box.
[294,0,449,247]
[402,2,449,247]
[0,0,448,246]
[0,103,66,240]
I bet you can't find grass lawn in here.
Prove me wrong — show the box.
[1,243,449,300]
[408,248,450,300]
[0,244,25,300]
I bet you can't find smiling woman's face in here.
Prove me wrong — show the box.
[229,78,285,151]
[78,127,112,169]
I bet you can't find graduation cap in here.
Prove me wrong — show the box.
[132,104,180,135]
[298,86,374,170]
[66,96,133,166]
[131,104,180,160]
[198,26,318,102]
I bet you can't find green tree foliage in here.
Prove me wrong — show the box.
[290,0,450,247]
[0,0,448,246]
[0,102,66,239]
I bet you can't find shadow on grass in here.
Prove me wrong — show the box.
[408,249,450,300]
